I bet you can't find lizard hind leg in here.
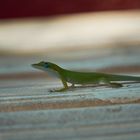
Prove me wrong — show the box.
[108,82,123,88]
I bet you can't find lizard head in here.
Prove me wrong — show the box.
[32,61,61,71]
[32,61,50,70]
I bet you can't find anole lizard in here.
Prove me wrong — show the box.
[32,61,140,92]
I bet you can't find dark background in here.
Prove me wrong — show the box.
[0,0,140,19]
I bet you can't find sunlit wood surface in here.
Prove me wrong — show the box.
[0,59,140,140]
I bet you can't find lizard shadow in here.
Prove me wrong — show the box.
[68,81,140,90]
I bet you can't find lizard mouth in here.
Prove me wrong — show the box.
[32,63,37,67]
[32,63,40,69]
[32,63,46,71]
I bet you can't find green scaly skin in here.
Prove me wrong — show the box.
[32,61,140,92]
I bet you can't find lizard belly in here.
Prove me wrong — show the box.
[66,76,98,85]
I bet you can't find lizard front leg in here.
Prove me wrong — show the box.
[50,76,68,92]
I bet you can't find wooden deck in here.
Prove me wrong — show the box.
[0,77,140,140]
[0,51,140,140]
[0,104,140,140]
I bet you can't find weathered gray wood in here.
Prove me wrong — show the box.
[0,104,140,140]
[0,78,140,140]
[0,79,140,111]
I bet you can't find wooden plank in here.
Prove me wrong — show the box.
[0,79,140,112]
[0,104,140,140]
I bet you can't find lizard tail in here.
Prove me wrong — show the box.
[109,74,140,81]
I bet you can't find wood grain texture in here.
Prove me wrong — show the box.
[0,104,140,140]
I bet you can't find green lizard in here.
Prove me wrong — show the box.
[32,61,140,92]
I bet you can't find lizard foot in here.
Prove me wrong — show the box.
[109,83,123,88]
[49,87,68,92]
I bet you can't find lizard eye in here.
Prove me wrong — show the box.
[45,62,49,68]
